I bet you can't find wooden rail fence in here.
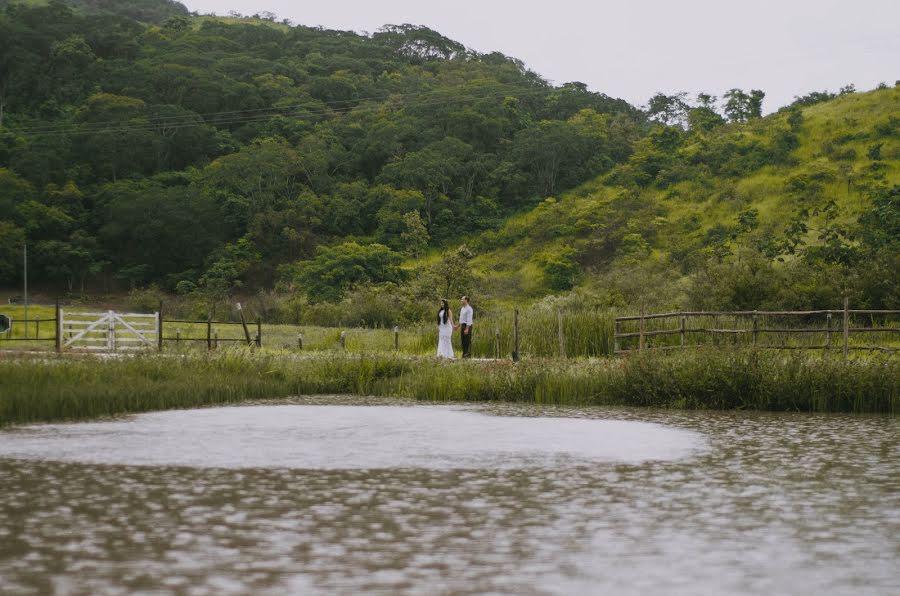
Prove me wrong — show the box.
[614,299,899,360]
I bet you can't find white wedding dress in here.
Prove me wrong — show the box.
[437,310,454,359]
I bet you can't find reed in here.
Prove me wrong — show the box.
[0,348,895,426]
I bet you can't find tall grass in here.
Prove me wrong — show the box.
[409,309,616,358]
[159,308,617,358]
[0,349,895,426]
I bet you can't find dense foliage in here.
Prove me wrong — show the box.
[1,350,896,426]
[473,86,899,314]
[0,0,642,303]
[0,0,897,325]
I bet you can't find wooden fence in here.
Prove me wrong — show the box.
[162,318,261,350]
[614,299,899,360]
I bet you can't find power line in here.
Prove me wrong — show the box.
[5,85,557,138]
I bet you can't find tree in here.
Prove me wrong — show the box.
[378,136,478,227]
[415,244,475,300]
[198,138,304,234]
[0,168,35,213]
[687,93,725,132]
[723,89,765,122]
[748,90,765,118]
[510,109,611,197]
[74,93,159,182]
[48,34,96,103]
[373,24,466,61]
[646,92,688,127]
[97,182,226,285]
[400,210,430,257]
[0,221,25,282]
[292,242,403,302]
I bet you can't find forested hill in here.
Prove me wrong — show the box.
[475,86,899,313]
[0,2,896,324]
[0,0,643,301]
[0,0,188,23]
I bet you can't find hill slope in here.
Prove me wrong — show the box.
[0,0,188,23]
[0,3,896,322]
[469,86,899,311]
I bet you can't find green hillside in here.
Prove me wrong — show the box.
[0,2,896,324]
[471,87,899,312]
[0,0,188,24]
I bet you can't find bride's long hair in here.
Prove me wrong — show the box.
[438,299,449,325]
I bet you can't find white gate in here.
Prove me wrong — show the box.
[60,310,159,352]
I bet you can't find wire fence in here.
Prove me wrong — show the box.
[615,299,899,360]
[2,300,896,360]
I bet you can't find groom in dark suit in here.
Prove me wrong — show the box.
[459,296,473,358]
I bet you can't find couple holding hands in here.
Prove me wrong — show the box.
[436,296,473,359]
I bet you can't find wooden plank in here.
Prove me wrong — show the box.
[616,330,678,338]
[616,309,845,321]
[756,328,831,333]
[113,315,154,346]
[849,346,899,352]
[64,313,111,346]
[843,297,849,363]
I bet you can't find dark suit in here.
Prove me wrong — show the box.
[460,324,472,358]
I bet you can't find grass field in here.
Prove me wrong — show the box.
[1,302,896,357]
[0,349,895,426]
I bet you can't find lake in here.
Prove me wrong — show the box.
[0,397,897,595]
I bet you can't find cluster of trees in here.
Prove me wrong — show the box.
[0,0,643,306]
[1,1,894,323]
[645,89,764,129]
[468,78,897,314]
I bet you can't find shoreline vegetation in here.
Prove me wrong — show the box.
[1,349,896,426]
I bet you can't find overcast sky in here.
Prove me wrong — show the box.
[183,0,899,112]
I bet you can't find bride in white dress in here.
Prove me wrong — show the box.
[436,299,457,359]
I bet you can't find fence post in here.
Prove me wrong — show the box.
[340,330,346,351]
[206,318,212,352]
[680,314,686,349]
[298,333,303,350]
[639,309,645,352]
[613,319,619,354]
[158,300,163,351]
[752,311,758,347]
[214,328,219,350]
[842,297,849,363]
[495,328,500,359]
[176,328,181,346]
[394,326,400,352]
[825,312,832,350]
[557,309,566,359]
[256,317,262,348]
[236,303,252,346]
[55,299,61,352]
[108,310,115,352]
[35,319,39,339]
[512,309,520,362]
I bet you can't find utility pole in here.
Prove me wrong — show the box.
[23,241,28,339]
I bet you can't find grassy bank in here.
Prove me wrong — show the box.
[0,349,896,425]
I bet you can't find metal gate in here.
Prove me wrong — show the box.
[60,309,159,352]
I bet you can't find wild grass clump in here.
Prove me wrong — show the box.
[0,352,412,426]
[378,349,898,413]
[0,349,895,426]
[610,349,898,413]
[409,308,616,358]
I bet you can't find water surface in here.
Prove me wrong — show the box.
[0,398,897,595]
